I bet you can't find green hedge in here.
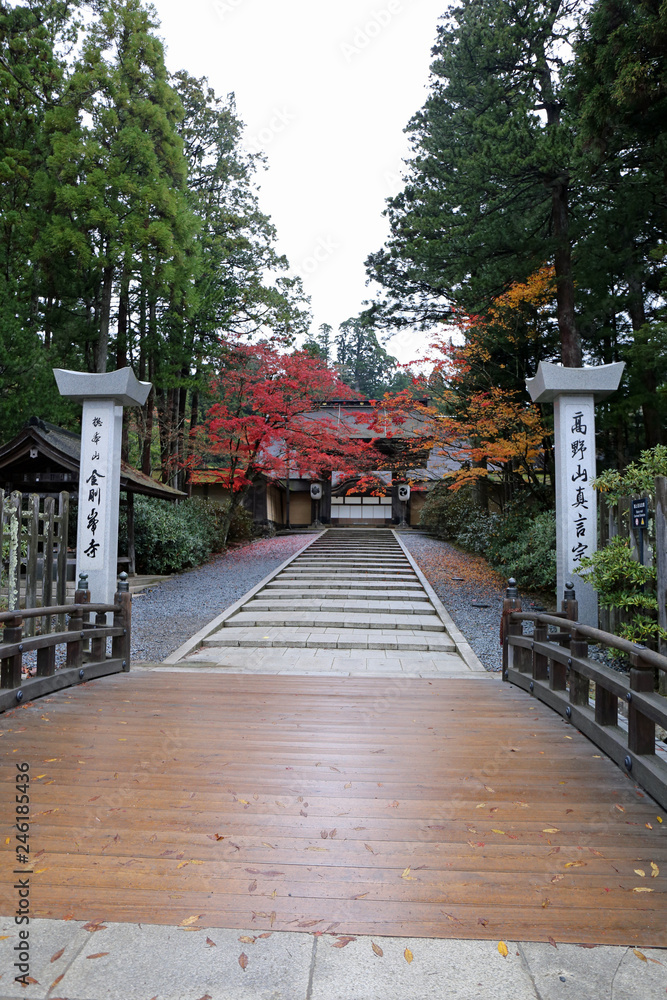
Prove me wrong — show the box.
[120,497,254,575]
[420,483,556,591]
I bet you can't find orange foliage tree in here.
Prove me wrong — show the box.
[368,268,556,505]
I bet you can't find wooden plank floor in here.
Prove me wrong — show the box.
[1,671,666,945]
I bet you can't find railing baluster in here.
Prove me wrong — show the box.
[532,622,549,681]
[569,629,589,707]
[628,652,656,756]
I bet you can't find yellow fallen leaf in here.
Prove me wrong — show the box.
[237,799,249,805]
[34,868,47,874]
[475,802,487,809]
[646,823,654,830]
[492,829,506,836]
[543,828,560,834]
[372,941,383,957]
[306,847,328,852]
[4,838,9,845]
[180,914,202,926]
[634,949,648,962]
[177,862,189,869]
[0,935,11,940]
[404,947,414,963]
[633,887,654,893]
[498,942,508,958]
[651,863,659,877]
[565,861,586,868]
[239,936,256,944]
[658,817,664,824]
[345,782,352,789]
[635,869,646,878]
[401,867,416,880]
[615,805,625,813]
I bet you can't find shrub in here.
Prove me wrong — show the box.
[420,484,557,591]
[120,496,254,575]
[485,509,556,591]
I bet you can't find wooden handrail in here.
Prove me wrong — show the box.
[0,603,120,623]
[511,611,667,672]
[502,578,667,812]
[0,578,132,713]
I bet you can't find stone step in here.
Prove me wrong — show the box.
[259,588,429,601]
[280,563,417,580]
[294,559,409,566]
[204,627,456,651]
[225,611,445,631]
[264,580,424,591]
[245,598,436,614]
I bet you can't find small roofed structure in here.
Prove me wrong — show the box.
[0,418,185,573]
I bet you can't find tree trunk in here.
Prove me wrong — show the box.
[95,262,114,374]
[552,178,582,368]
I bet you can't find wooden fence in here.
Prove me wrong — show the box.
[1,488,132,712]
[503,580,667,811]
[0,489,70,634]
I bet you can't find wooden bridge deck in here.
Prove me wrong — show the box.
[1,671,666,946]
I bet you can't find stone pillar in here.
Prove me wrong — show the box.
[54,368,151,607]
[526,362,624,627]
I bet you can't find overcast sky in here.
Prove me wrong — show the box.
[150,0,445,363]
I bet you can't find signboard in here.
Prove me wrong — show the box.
[631,497,649,529]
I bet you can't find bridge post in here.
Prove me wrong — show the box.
[502,578,522,681]
[0,615,23,689]
[112,573,132,672]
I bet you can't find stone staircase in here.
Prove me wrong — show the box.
[201,528,457,654]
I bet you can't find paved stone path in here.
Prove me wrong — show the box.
[165,527,488,677]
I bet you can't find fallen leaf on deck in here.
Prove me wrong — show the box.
[321,830,328,839]
[635,869,646,878]
[478,917,488,926]
[475,802,486,809]
[332,936,356,948]
[498,942,508,957]
[543,828,560,834]
[633,887,653,893]
[634,949,648,962]
[372,941,383,957]
[404,947,414,963]
[207,834,225,841]
[86,953,110,959]
[83,922,107,932]
[548,937,557,949]
[306,847,328,852]
[492,829,506,836]
[180,915,202,926]
[615,805,625,813]
[239,936,255,944]
[345,782,352,789]
[565,862,586,868]
[401,867,416,880]
[651,863,659,877]
[389,801,399,808]
[206,937,217,947]
[239,953,248,971]
[270,912,276,926]
[364,843,375,853]
[248,881,258,893]
[50,948,65,962]
[551,875,564,883]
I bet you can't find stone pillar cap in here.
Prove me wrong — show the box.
[54,367,152,407]
[526,361,625,404]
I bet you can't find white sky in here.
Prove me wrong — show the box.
[150,0,445,364]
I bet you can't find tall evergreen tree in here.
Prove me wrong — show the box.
[366,0,586,366]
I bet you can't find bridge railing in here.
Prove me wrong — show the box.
[0,574,131,714]
[502,579,667,811]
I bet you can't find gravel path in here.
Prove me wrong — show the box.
[400,532,510,672]
[131,534,312,662]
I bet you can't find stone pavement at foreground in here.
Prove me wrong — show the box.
[1,917,665,1000]
[165,526,487,677]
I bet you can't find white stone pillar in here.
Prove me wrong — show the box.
[54,368,152,608]
[526,362,624,627]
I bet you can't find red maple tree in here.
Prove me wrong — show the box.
[187,339,378,541]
